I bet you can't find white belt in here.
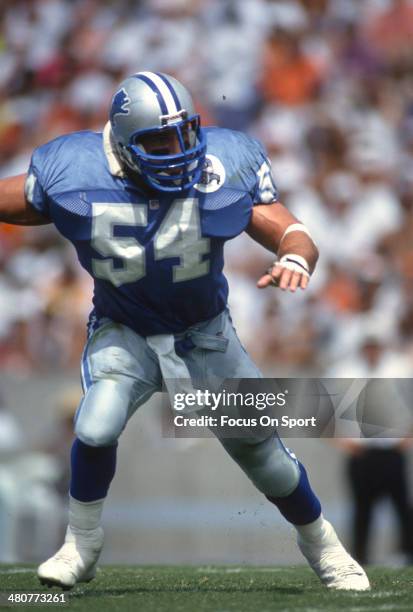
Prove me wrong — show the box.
[146,334,198,414]
[146,325,229,414]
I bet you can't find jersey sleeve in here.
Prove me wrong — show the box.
[24,138,66,219]
[250,140,279,205]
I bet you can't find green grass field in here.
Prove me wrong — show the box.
[1,565,412,611]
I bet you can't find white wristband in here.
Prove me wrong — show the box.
[280,223,313,243]
[276,254,310,277]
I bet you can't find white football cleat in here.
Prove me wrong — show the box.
[298,519,370,591]
[37,525,104,590]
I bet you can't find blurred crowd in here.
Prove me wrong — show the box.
[1,0,413,376]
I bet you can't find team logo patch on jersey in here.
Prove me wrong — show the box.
[110,88,131,121]
[194,154,226,193]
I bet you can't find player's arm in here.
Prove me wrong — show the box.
[0,174,50,226]
[246,202,318,292]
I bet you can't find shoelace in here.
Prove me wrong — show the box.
[319,550,363,579]
[53,548,81,567]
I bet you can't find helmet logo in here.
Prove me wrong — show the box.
[194,155,225,193]
[110,88,131,122]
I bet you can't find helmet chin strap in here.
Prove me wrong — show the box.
[116,141,142,176]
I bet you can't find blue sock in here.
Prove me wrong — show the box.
[266,462,322,525]
[70,438,117,502]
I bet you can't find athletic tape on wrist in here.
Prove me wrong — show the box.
[276,254,310,277]
[280,223,313,243]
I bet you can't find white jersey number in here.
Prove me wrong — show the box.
[91,198,209,287]
[154,198,210,282]
[92,203,147,286]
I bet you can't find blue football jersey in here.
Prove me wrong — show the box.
[25,126,278,336]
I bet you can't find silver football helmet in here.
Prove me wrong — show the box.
[109,71,206,192]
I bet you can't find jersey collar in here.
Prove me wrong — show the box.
[102,121,127,178]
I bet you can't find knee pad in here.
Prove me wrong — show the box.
[75,377,136,447]
[221,435,300,498]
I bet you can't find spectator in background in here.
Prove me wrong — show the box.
[0,0,412,377]
[363,0,413,69]
[338,436,413,566]
[259,27,323,107]
[329,336,413,566]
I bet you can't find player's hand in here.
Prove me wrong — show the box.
[257,256,310,292]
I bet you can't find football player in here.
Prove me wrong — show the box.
[0,72,369,591]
